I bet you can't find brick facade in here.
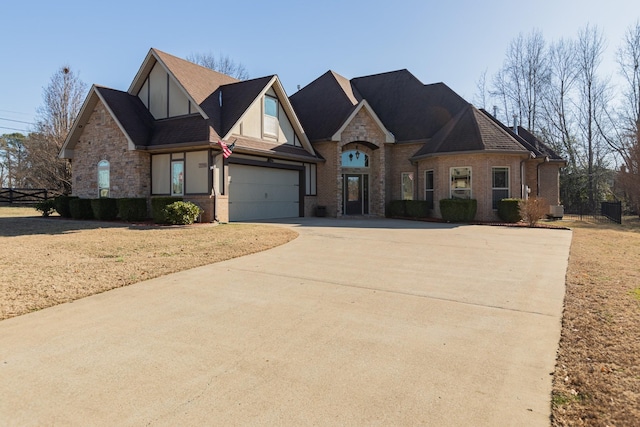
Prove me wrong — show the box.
[416,153,527,222]
[72,101,150,199]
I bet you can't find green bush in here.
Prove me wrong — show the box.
[406,200,430,218]
[91,198,118,221]
[163,201,203,225]
[497,199,522,223]
[151,197,182,224]
[117,198,148,222]
[387,200,431,218]
[54,195,78,218]
[69,198,94,220]
[439,198,477,222]
[35,199,56,217]
[387,200,407,217]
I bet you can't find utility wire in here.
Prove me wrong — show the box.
[0,117,34,125]
[0,125,29,133]
[0,108,33,117]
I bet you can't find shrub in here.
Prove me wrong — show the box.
[497,198,522,223]
[406,200,430,218]
[69,198,94,220]
[35,199,56,217]
[91,198,118,221]
[387,200,407,217]
[439,198,477,222]
[163,201,203,225]
[519,197,548,227]
[117,198,148,222]
[54,195,78,218]
[151,197,182,224]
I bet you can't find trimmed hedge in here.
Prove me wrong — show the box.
[54,195,78,218]
[117,198,148,222]
[387,200,407,217]
[69,198,94,220]
[406,200,430,218]
[387,200,431,218]
[151,197,183,224]
[439,198,477,222]
[163,201,203,225]
[35,199,56,217]
[497,198,522,223]
[91,198,118,221]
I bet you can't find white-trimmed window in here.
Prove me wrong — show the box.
[98,160,110,198]
[171,160,184,196]
[425,170,434,209]
[263,95,278,138]
[402,172,414,200]
[450,167,471,199]
[492,167,510,209]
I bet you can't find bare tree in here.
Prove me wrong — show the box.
[575,24,612,210]
[542,38,579,168]
[605,21,640,213]
[474,69,489,109]
[186,52,249,80]
[23,66,87,194]
[491,29,549,132]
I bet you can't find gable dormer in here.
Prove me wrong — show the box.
[136,61,197,119]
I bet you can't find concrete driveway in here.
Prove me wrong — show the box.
[0,218,572,426]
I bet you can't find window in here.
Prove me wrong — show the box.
[305,163,317,196]
[492,167,510,209]
[425,170,434,209]
[97,160,110,198]
[450,167,471,199]
[264,96,278,137]
[402,172,414,200]
[171,160,184,196]
[341,150,369,168]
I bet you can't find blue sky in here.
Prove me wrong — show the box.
[1,0,638,134]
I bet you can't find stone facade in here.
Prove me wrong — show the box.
[72,101,150,199]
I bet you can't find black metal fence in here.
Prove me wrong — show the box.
[563,201,622,224]
[0,188,51,204]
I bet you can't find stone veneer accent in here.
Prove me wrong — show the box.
[72,101,150,199]
[337,108,387,216]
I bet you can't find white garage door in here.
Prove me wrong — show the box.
[229,164,300,221]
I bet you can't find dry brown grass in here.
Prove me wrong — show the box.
[0,206,297,320]
[551,216,640,426]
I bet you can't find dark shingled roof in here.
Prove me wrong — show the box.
[411,105,528,159]
[95,86,153,146]
[290,71,360,141]
[227,136,319,162]
[217,76,274,136]
[150,115,211,147]
[479,109,564,161]
[351,71,468,141]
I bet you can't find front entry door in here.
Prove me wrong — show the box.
[344,174,369,215]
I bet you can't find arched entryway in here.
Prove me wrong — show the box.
[341,142,376,215]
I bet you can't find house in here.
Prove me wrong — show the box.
[290,69,565,221]
[60,49,564,223]
[60,48,319,222]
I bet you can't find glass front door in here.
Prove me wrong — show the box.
[343,174,369,215]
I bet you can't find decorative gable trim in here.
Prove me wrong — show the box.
[127,48,208,119]
[222,75,316,156]
[331,100,395,143]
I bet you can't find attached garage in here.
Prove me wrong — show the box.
[228,163,302,221]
